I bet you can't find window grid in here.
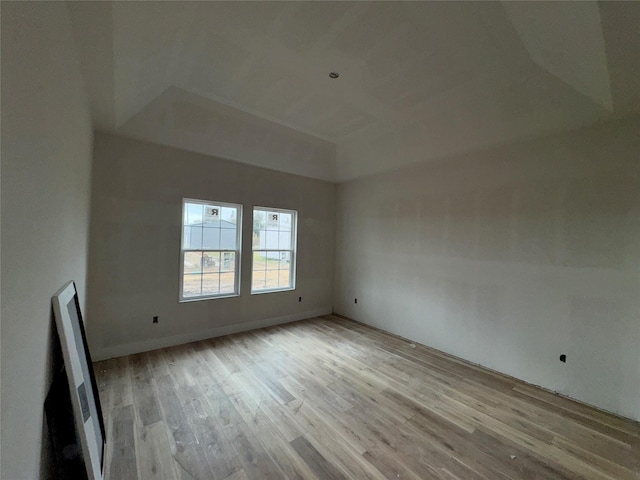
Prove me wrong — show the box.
[180,199,241,301]
[251,208,297,293]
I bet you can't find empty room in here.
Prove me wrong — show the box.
[1,1,639,479]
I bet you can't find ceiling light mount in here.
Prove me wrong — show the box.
[329,72,340,79]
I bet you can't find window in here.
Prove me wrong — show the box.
[252,207,297,293]
[180,199,241,301]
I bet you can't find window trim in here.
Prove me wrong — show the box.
[179,198,242,302]
[251,206,298,295]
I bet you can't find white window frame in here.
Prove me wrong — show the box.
[251,206,297,294]
[180,198,242,302]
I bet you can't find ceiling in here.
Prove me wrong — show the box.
[68,1,640,182]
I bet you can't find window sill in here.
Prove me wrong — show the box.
[250,287,295,295]
[179,293,240,303]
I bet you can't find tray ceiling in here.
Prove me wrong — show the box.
[68,1,639,182]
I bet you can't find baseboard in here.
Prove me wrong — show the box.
[92,307,332,361]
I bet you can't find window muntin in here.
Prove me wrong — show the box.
[252,207,297,293]
[180,199,241,301]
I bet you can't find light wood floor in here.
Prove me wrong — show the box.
[94,315,640,480]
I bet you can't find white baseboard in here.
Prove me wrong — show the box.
[91,307,332,361]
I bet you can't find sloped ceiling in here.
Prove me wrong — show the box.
[68,1,639,182]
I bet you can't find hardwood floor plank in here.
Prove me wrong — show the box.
[222,419,285,480]
[110,356,133,408]
[98,316,640,480]
[221,469,248,480]
[289,396,371,455]
[179,384,242,480]
[324,378,408,425]
[513,383,640,434]
[470,427,588,480]
[551,436,636,480]
[362,448,425,480]
[445,399,623,480]
[110,405,137,480]
[249,364,296,403]
[226,394,317,479]
[131,353,163,427]
[455,379,638,460]
[290,434,348,480]
[154,375,215,480]
[135,421,179,480]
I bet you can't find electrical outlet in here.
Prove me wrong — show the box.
[559,354,566,363]
[153,316,159,324]
[354,298,358,304]
[298,296,302,302]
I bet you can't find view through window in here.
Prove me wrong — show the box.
[252,207,297,293]
[180,199,241,300]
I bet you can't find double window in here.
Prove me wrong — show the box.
[180,199,297,301]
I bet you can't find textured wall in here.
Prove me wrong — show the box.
[335,117,640,421]
[88,133,335,359]
[1,3,94,478]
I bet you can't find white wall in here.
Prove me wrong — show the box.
[87,133,335,360]
[335,117,640,421]
[1,3,94,479]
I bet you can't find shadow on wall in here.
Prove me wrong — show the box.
[40,313,65,480]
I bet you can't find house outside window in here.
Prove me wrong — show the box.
[180,199,241,301]
[252,207,297,293]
